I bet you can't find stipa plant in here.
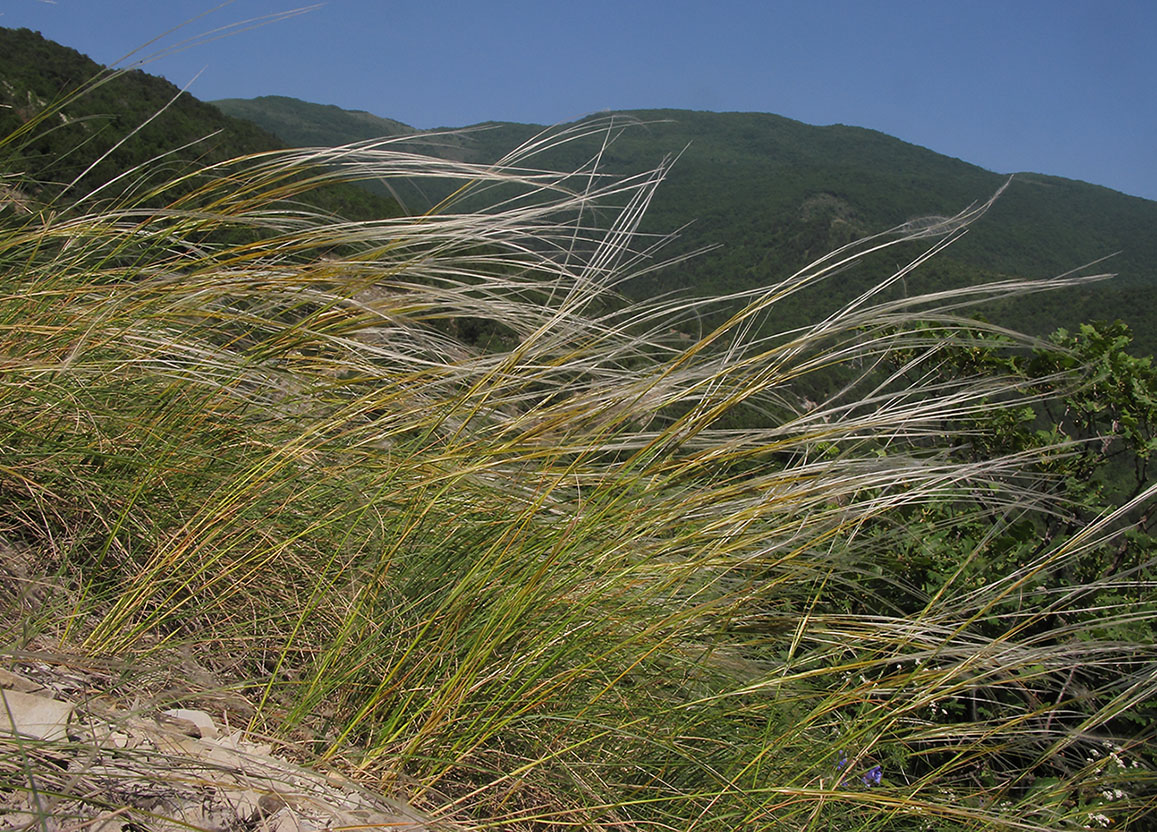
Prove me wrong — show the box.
[1,97,1154,830]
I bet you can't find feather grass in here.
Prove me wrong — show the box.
[1,99,1153,830]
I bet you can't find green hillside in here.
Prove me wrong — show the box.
[0,28,400,220]
[211,94,417,148]
[214,97,1157,353]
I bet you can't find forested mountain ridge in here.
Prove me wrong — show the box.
[214,96,1157,353]
[2,23,1153,351]
[210,95,418,149]
[0,27,399,220]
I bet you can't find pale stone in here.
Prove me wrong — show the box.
[0,667,43,693]
[0,688,74,741]
[162,707,219,739]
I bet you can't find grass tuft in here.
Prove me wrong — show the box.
[1,93,1154,830]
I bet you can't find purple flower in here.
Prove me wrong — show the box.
[835,750,848,770]
[861,765,883,787]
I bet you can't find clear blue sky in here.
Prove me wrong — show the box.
[3,0,1155,201]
